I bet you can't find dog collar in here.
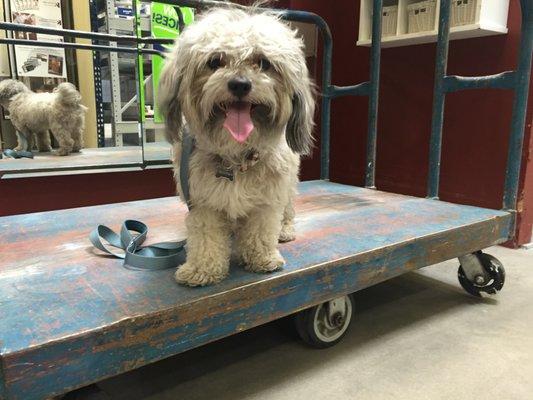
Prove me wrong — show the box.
[214,149,260,181]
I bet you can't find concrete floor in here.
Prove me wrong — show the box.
[70,246,532,400]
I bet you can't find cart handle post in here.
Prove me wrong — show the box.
[427,0,533,215]
[502,0,533,212]
[427,0,452,201]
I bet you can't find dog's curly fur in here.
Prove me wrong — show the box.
[0,79,87,155]
[158,6,315,286]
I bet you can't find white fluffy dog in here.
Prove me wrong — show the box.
[158,6,315,286]
[0,79,87,155]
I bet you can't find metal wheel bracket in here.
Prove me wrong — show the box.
[458,252,489,284]
[326,296,347,328]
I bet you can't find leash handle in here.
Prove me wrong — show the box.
[3,149,34,159]
[90,129,193,270]
[89,219,186,270]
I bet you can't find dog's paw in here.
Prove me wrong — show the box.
[175,262,227,287]
[13,145,24,151]
[54,148,71,156]
[244,250,285,273]
[38,146,52,153]
[278,225,296,243]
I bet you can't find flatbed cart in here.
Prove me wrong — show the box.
[0,0,531,399]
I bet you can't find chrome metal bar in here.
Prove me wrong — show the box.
[0,38,164,57]
[328,82,371,98]
[0,22,174,44]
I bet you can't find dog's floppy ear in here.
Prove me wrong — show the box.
[286,77,315,155]
[0,80,27,106]
[157,57,183,143]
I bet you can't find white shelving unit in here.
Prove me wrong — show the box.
[357,0,510,48]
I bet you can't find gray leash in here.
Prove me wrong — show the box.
[89,130,194,270]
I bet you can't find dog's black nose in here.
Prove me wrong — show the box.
[228,77,252,98]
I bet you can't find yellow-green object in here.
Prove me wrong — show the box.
[150,3,194,123]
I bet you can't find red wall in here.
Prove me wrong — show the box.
[0,169,176,216]
[292,0,533,245]
[1,0,532,246]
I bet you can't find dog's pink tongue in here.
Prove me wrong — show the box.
[223,102,254,143]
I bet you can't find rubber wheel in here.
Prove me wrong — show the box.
[294,294,354,348]
[458,252,505,297]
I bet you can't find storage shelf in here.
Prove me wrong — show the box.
[107,16,151,32]
[115,118,165,134]
[357,0,509,48]
[357,22,508,48]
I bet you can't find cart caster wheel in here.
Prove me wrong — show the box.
[294,294,354,348]
[458,252,505,297]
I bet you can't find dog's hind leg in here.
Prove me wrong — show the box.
[50,127,74,156]
[71,128,83,153]
[36,131,52,152]
[175,207,232,286]
[236,206,285,273]
[279,201,296,243]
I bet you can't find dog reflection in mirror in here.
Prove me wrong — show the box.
[0,79,87,156]
[158,5,315,286]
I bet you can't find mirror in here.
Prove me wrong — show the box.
[0,1,315,178]
[0,0,145,177]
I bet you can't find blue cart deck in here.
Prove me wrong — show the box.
[0,180,512,399]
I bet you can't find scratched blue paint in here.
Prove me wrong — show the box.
[3,228,511,400]
[327,82,370,98]
[0,181,512,352]
[0,365,5,400]
[0,180,513,399]
[443,71,516,92]
[365,0,383,189]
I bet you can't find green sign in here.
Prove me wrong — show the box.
[151,3,194,123]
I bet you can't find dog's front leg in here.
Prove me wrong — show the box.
[176,207,231,286]
[279,201,296,243]
[236,206,285,273]
[14,131,30,151]
[36,131,52,152]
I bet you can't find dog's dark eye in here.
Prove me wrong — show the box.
[207,56,225,70]
[259,58,271,71]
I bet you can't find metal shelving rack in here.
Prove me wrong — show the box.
[99,0,165,147]
[90,0,106,147]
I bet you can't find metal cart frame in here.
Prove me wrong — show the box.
[0,0,532,399]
